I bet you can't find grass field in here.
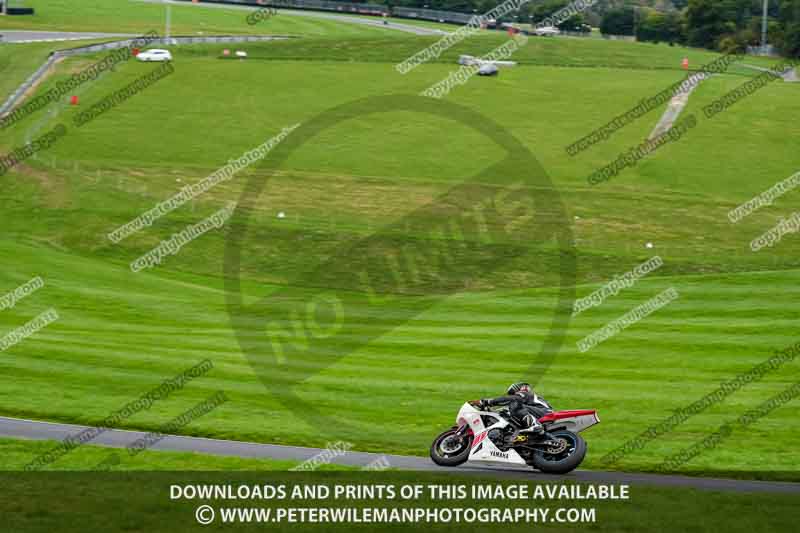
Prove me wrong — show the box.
[1,5,799,481]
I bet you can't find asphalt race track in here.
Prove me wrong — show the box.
[137,0,447,36]
[1,416,797,494]
[0,2,444,45]
[0,31,136,43]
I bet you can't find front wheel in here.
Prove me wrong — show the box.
[430,428,472,467]
[530,430,587,474]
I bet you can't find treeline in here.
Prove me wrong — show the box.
[369,0,800,57]
[385,0,596,32]
[601,0,800,56]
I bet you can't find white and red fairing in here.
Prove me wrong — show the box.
[455,403,599,466]
[539,409,600,433]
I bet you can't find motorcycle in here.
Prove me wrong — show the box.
[430,399,599,474]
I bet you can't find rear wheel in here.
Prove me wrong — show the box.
[530,430,586,474]
[430,428,472,467]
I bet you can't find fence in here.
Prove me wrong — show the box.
[0,56,59,118]
[601,34,636,41]
[560,30,592,38]
[746,44,779,57]
[178,0,479,25]
[0,34,293,117]
[0,3,35,15]
[186,0,388,16]
[392,6,472,25]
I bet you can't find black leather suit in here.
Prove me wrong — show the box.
[484,391,553,428]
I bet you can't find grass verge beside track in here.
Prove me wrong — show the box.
[0,32,798,481]
[0,437,355,470]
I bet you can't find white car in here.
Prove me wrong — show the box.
[533,26,560,36]
[136,49,173,62]
[459,55,516,70]
[477,63,499,76]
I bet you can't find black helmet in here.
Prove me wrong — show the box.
[507,382,532,395]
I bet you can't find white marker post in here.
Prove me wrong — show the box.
[164,0,172,43]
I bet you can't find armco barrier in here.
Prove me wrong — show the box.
[0,55,60,119]
[175,0,477,25]
[0,34,293,118]
[391,6,472,24]
[178,0,388,16]
[0,4,35,15]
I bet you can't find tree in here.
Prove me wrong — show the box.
[527,0,568,25]
[782,22,800,55]
[685,0,729,47]
[636,10,685,43]
[664,11,686,43]
[559,14,591,31]
[636,10,666,42]
[600,7,635,35]
[778,0,800,55]
[719,0,755,29]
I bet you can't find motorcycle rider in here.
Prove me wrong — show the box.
[478,382,552,436]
